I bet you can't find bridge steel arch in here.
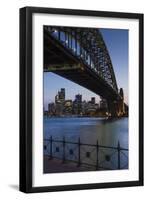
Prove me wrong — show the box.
[44,26,126,117]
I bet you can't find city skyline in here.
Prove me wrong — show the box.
[46,88,108,117]
[43,24,129,174]
[44,28,128,110]
[45,87,102,106]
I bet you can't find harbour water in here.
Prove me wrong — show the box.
[44,117,128,147]
[44,117,128,170]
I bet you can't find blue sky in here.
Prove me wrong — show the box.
[44,28,128,110]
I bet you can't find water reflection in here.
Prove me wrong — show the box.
[44,117,128,148]
[44,117,128,170]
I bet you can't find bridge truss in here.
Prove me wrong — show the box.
[44,26,128,116]
[44,26,118,93]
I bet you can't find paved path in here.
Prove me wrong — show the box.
[44,155,94,173]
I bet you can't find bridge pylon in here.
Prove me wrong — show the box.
[107,88,125,117]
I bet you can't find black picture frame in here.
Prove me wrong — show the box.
[19,6,144,193]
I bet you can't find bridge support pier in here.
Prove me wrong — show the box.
[107,101,119,117]
[107,88,125,118]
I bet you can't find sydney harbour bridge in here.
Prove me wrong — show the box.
[44,26,128,117]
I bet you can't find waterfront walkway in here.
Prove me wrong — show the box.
[44,155,93,173]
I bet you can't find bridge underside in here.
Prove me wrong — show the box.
[44,29,126,117]
[46,65,119,101]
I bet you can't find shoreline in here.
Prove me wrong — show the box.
[44,115,128,119]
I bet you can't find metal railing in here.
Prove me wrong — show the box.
[44,136,128,170]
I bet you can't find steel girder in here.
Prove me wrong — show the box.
[44,26,118,93]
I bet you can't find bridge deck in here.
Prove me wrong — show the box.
[44,29,119,101]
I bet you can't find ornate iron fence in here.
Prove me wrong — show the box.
[44,136,128,170]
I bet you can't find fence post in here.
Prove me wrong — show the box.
[77,137,81,167]
[117,141,120,169]
[49,136,53,160]
[96,140,99,170]
[58,30,60,40]
[62,136,66,163]
[75,32,77,55]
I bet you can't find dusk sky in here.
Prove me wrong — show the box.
[44,28,128,110]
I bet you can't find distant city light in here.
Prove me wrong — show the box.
[45,88,113,117]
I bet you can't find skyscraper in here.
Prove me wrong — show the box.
[73,94,82,115]
[55,88,65,103]
[59,88,65,102]
[75,94,82,103]
[91,97,95,104]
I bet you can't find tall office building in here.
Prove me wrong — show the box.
[73,94,82,115]
[75,94,82,103]
[91,97,95,104]
[55,88,65,103]
[58,88,65,102]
